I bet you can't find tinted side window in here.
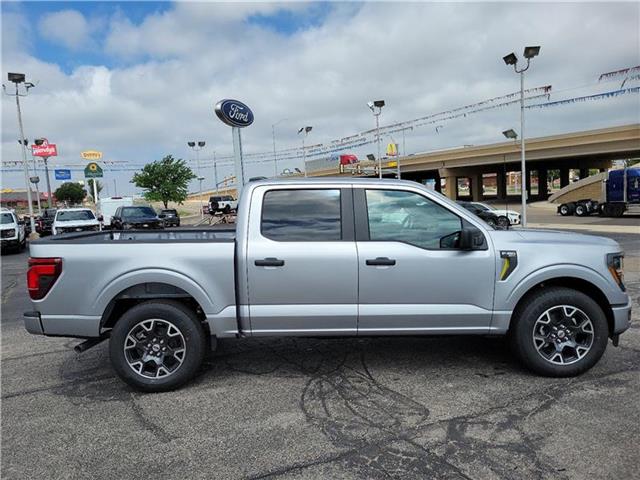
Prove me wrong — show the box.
[366,189,462,249]
[262,189,341,241]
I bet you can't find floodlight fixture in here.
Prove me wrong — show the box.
[187,141,196,147]
[502,129,518,139]
[7,72,25,84]
[523,46,540,59]
[503,53,518,66]
[34,138,45,146]
[373,100,385,108]
[197,141,206,147]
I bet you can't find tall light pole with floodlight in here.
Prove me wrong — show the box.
[188,141,206,217]
[297,126,312,177]
[272,118,287,178]
[368,100,385,179]
[3,73,37,236]
[503,46,540,227]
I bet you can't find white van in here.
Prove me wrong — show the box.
[0,208,26,252]
[97,197,134,227]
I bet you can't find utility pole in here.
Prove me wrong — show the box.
[272,118,287,177]
[188,141,206,217]
[4,73,37,237]
[298,126,312,177]
[25,141,42,215]
[367,100,385,179]
[213,151,219,193]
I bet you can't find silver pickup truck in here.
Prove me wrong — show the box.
[24,179,632,391]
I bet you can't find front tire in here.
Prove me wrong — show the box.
[497,215,510,229]
[109,300,206,392]
[509,287,608,377]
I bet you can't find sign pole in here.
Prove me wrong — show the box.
[232,127,246,197]
[43,156,52,208]
[93,179,99,206]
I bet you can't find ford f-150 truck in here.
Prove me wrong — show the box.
[24,179,632,391]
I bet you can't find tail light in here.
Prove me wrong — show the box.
[27,257,62,300]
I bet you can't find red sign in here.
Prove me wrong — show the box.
[31,139,57,158]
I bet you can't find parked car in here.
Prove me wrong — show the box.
[24,179,631,391]
[0,208,26,253]
[457,201,509,229]
[158,209,180,227]
[52,208,102,235]
[208,195,237,214]
[468,202,520,226]
[36,208,57,236]
[111,206,164,230]
[97,196,134,227]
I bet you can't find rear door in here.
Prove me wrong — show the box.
[245,186,358,335]
[355,186,496,334]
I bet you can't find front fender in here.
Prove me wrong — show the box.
[504,263,624,311]
[94,268,217,318]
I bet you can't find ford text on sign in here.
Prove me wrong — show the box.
[214,99,254,128]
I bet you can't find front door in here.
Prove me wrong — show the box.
[246,186,358,335]
[355,187,496,335]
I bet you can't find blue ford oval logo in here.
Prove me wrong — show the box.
[214,99,254,128]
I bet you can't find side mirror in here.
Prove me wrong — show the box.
[458,227,485,250]
[458,228,474,250]
[98,215,104,222]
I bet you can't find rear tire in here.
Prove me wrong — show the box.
[109,300,206,392]
[509,287,608,377]
[223,205,231,214]
[575,204,587,216]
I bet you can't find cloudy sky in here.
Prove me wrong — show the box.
[2,1,639,195]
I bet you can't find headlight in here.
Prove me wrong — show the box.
[607,253,625,291]
[123,223,132,229]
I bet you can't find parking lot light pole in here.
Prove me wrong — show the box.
[503,46,540,227]
[298,126,312,177]
[188,141,206,217]
[368,100,385,179]
[4,73,37,236]
[272,118,287,178]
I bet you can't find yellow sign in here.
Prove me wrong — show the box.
[386,143,399,157]
[1,188,14,193]
[81,150,103,160]
[387,161,397,168]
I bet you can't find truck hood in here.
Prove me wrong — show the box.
[0,224,17,231]
[495,228,620,249]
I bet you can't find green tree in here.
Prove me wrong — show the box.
[131,155,196,208]
[54,182,86,205]
[86,179,103,196]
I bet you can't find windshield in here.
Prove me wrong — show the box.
[122,207,156,218]
[56,210,96,222]
[473,203,493,212]
[1,213,15,224]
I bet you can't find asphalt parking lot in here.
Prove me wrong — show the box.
[2,219,639,479]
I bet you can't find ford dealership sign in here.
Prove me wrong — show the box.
[215,99,254,128]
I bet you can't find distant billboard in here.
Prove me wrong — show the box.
[81,150,103,160]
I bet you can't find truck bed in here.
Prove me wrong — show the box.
[28,227,239,338]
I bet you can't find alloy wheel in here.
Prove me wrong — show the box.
[532,305,594,365]
[124,319,186,378]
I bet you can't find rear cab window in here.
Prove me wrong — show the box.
[261,189,342,241]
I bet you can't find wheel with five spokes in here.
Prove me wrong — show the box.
[110,300,206,392]
[509,287,608,377]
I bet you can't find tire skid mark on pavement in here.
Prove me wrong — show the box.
[130,392,178,444]
[247,347,640,480]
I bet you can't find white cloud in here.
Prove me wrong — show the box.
[38,10,93,51]
[2,2,639,195]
